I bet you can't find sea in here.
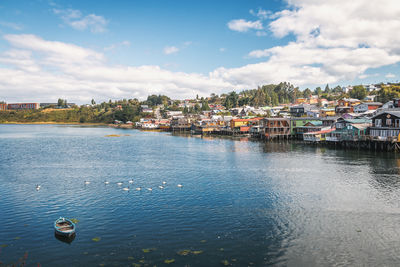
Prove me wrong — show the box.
[1,124,400,266]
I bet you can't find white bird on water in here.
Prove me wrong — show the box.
[177,184,183,188]
[84,181,90,185]
[104,180,110,185]
[162,181,167,185]
[117,182,123,186]
[136,187,142,191]
[147,188,153,191]
[158,186,164,189]
[123,186,130,191]
[129,179,134,184]
[36,184,41,190]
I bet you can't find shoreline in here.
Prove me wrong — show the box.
[0,122,108,126]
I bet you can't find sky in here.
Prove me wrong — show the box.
[0,0,399,104]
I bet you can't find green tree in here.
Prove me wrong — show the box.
[57,98,65,107]
[324,84,330,94]
[349,85,367,100]
[314,87,322,96]
[303,88,312,98]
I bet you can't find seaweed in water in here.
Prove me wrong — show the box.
[92,237,101,242]
[164,258,175,264]
[70,218,79,224]
[177,249,191,256]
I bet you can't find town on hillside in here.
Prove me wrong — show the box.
[1,82,400,151]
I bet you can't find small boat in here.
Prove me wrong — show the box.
[54,217,76,237]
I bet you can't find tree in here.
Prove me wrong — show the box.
[91,99,96,105]
[224,91,239,109]
[332,85,343,94]
[324,84,330,94]
[349,85,367,100]
[57,98,64,107]
[314,87,322,96]
[303,88,312,98]
[251,88,266,107]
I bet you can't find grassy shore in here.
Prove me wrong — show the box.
[0,121,108,126]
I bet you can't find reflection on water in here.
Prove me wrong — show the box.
[55,233,76,244]
[1,125,400,266]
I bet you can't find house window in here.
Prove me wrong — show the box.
[395,119,400,128]
[375,119,382,127]
[386,119,392,126]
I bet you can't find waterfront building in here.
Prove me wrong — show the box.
[261,118,291,140]
[289,117,317,135]
[293,121,324,140]
[326,118,371,142]
[0,103,7,111]
[303,128,336,142]
[369,111,400,141]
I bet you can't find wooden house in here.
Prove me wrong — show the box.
[326,118,371,142]
[261,118,290,140]
[303,128,336,142]
[369,111,400,141]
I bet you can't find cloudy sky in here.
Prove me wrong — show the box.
[0,0,399,103]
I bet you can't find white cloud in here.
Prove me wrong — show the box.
[53,8,108,33]
[386,73,396,78]
[2,1,400,103]
[250,8,270,20]
[227,19,263,32]
[0,21,23,31]
[163,46,179,55]
[219,48,226,52]
[0,34,234,103]
[231,0,400,87]
[104,40,131,51]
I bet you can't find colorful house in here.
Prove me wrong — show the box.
[369,111,400,141]
[261,118,290,140]
[326,118,371,142]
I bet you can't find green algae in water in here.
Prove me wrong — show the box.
[221,259,229,266]
[192,250,203,255]
[142,248,156,253]
[83,252,89,255]
[70,218,79,224]
[177,249,191,256]
[200,240,207,243]
[219,248,224,251]
[92,237,101,242]
[1,244,8,248]
[139,259,145,263]
[164,259,175,264]
[132,263,141,267]
[14,236,21,240]
[128,256,135,260]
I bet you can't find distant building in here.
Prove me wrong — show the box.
[7,103,40,110]
[290,104,313,117]
[353,102,382,113]
[0,103,7,111]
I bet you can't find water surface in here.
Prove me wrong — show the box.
[1,124,400,266]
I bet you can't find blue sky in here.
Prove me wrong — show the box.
[0,0,399,103]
